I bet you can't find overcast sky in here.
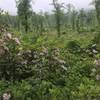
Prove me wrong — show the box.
[0,0,94,15]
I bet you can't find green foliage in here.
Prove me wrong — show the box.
[72,78,100,100]
[0,31,100,100]
[0,0,100,99]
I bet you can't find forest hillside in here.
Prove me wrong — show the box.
[0,0,100,100]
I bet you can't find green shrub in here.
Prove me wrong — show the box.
[65,40,82,54]
[93,32,100,44]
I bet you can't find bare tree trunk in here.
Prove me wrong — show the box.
[25,15,28,33]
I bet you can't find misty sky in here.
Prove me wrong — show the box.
[0,0,94,15]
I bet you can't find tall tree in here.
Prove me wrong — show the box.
[95,0,100,26]
[38,11,44,35]
[16,0,32,33]
[76,15,80,33]
[66,3,75,27]
[79,8,86,31]
[52,0,63,37]
[71,10,77,31]
[91,0,100,26]
[44,12,51,30]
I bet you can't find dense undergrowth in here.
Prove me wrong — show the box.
[0,31,100,100]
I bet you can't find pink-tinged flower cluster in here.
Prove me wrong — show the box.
[0,32,21,57]
[3,92,11,100]
[94,59,100,67]
[92,59,100,81]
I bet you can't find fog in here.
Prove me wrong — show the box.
[0,0,94,15]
